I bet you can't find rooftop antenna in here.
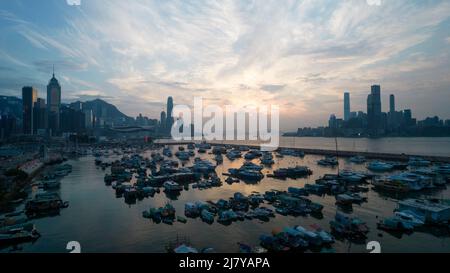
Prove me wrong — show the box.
[52,64,55,77]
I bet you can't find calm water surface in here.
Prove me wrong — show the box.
[2,146,450,253]
[213,137,450,157]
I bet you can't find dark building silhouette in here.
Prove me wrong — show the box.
[60,106,85,133]
[166,96,174,131]
[0,114,17,139]
[367,85,382,134]
[22,86,38,135]
[33,98,47,134]
[389,94,395,114]
[47,70,61,136]
[344,92,350,121]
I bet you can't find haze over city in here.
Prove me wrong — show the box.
[1,0,450,131]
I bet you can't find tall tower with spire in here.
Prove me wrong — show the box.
[47,66,61,136]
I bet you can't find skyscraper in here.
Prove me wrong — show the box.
[389,94,395,114]
[84,109,94,129]
[166,96,174,131]
[160,111,166,126]
[344,92,350,121]
[22,86,38,135]
[367,85,382,133]
[47,68,61,136]
[33,98,47,134]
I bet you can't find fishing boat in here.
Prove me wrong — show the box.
[218,210,238,223]
[372,177,411,192]
[294,226,323,246]
[41,180,61,190]
[388,172,433,191]
[225,176,239,184]
[336,193,367,205]
[350,155,366,164]
[310,224,334,244]
[335,194,354,206]
[162,147,173,157]
[187,143,195,150]
[200,209,215,223]
[0,228,40,246]
[214,154,224,164]
[163,181,183,192]
[434,164,450,175]
[378,208,425,231]
[226,150,241,160]
[317,156,338,167]
[397,198,450,224]
[408,157,431,167]
[272,166,312,179]
[193,158,216,174]
[287,187,309,197]
[367,161,394,172]
[25,193,69,215]
[175,151,190,161]
[260,153,275,165]
[330,212,369,238]
[339,170,367,183]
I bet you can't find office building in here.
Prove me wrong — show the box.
[22,86,38,134]
[344,92,350,121]
[47,70,61,136]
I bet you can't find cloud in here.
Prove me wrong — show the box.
[33,60,88,73]
[261,84,286,93]
[1,0,450,129]
[66,0,81,6]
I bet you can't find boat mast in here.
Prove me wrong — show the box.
[334,128,339,173]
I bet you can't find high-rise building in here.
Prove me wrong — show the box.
[367,85,382,133]
[47,69,61,136]
[344,92,350,121]
[33,98,47,134]
[60,106,85,133]
[160,111,166,132]
[389,94,395,114]
[22,86,38,134]
[328,114,337,129]
[84,109,94,129]
[166,96,174,131]
[0,114,17,139]
[71,101,83,111]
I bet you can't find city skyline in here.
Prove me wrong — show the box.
[1,1,450,131]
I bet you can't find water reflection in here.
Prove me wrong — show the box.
[1,145,450,253]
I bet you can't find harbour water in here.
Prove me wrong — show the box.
[285,137,450,157]
[222,137,450,157]
[1,144,450,253]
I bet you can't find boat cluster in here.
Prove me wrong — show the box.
[1,178,71,247]
[0,214,40,247]
[317,156,339,167]
[227,162,265,182]
[184,192,274,224]
[102,151,222,202]
[34,164,73,191]
[257,224,334,252]
[377,198,450,233]
[142,203,179,225]
[371,162,450,193]
[268,166,312,179]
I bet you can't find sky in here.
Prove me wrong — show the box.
[0,0,450,131]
